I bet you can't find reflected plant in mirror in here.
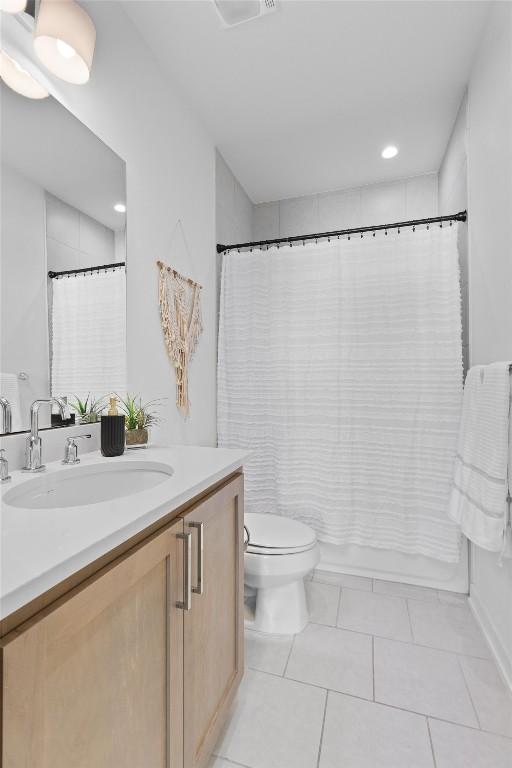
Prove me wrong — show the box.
[69,393,106,425]
[0,81,127,435]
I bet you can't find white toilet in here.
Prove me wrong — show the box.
[244,512,320,635]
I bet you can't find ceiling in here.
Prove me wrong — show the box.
[123,0,489,203]
[1,84,126,231]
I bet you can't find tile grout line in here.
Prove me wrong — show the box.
[371,634,375,701]
[250,665,511,738]
[304,620,492,662]
[456,655,481,729]
[405,597,415,642]
[426,718,438,768]
[282,633,296,678]
[335,586,343,627]
[315,689,329,768]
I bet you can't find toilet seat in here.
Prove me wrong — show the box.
[245,512,317,556]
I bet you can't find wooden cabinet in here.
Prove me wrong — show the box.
[182,474,245,768]
[0,473,244,768]
[1,519,185,768]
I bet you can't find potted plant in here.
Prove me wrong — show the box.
[118,394,162,448]
[70,394,105,424]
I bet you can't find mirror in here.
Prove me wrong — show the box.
[0,85,127,434]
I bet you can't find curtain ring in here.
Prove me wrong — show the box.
[348,235,351,240]
[373,231,376,237]
[385,230,388,236]
[413,226,416,232]
[360,233,363,238]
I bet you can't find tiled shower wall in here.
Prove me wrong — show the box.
[253,173,438,240]
[438,93,469,373]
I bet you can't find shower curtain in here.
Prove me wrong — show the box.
[218,224,464,563]
[51,267,127,403]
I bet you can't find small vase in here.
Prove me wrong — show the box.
[126,428,149,448]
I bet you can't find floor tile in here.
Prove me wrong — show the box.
[373,579,439,603]
[374,638,478,726]
[286,623,373,699]
[408,600,491,658]
[438,590,468,605]
[319,692,434,768]
[459,655,512,737]
[215,669,326,768]
[209,758,249,768]
[244,630,294,676]
[338,588,412,641]
[429,718,512,768]
[306,581,340,626]
[313,569,372,591]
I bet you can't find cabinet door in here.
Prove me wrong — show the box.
[1,519,185,768]
[183,474,244,768]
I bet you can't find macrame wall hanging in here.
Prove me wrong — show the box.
[157,260,203,416]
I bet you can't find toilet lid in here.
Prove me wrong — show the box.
[245,513,317,555]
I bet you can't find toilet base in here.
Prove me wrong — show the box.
[249,579,309,635]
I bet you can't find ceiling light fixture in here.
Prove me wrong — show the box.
[114,203,126,213]
[0,0,27,13]
[0,49,49,98]
[381,145,399,159]
[34,0,96,84]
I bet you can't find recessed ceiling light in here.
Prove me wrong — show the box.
[381,145,398,159]
[114,203,126,213]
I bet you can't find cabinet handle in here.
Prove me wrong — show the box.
[189,522,204,595]
[176,531,192,611]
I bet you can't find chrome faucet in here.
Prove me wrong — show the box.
[62,434,92,465]
[0,397,12,434]
[22,398,70,472]
[0,449,11,482]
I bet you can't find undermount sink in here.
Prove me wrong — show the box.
[4,461,174,510]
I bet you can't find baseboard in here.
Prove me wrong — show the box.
[469,586,512,693]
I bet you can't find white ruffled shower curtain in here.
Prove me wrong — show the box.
[218,225,463,563]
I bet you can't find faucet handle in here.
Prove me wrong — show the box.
[0,448,11,482]
[62,434,92,465]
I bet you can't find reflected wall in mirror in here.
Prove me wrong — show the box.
[0,83,127,434]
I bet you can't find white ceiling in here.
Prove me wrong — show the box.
[124,0,489,203]
[1,84,126,231]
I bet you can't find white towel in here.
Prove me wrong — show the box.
[0,373,22,432]
[448,362,511,555]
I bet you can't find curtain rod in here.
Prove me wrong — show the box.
[48,262,126,279]
[216,211,467,254]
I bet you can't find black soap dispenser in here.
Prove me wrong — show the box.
[101,396,125,457]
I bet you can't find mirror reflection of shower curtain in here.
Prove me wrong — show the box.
[218,225,463,563]
[51,267,127,404]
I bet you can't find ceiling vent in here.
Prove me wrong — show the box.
[213,0,278,28]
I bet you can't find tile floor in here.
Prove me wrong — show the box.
[209,569,512,768]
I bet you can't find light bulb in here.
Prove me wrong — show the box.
[114,203,126,213]
[381,145,399,159]
[56,39,76,59]
[0,0,27,13]
[0,49,49,99]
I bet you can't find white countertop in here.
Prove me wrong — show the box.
[0,445,248,621]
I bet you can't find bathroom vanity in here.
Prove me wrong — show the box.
[0,446,247,768]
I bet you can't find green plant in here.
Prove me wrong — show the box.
[117,394,163,431]
[70,394,105,421]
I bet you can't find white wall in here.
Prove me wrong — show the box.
[439,93,470,373]
[465,2,512,688]
[216,151,253,246]
[2,1,218,455]
[0,164,48,429]
[46,193,116,273]
[253,173,438,240]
